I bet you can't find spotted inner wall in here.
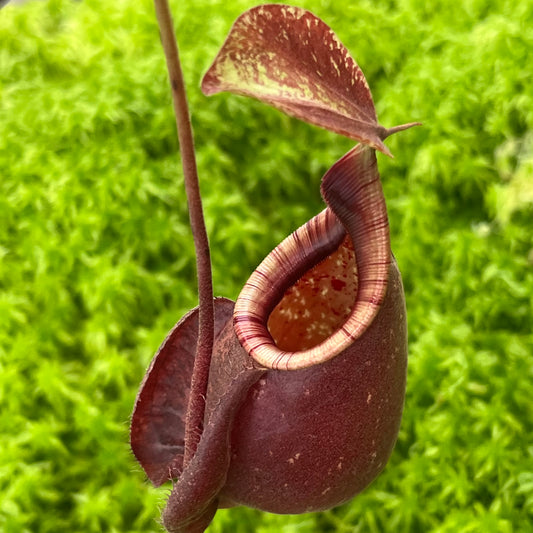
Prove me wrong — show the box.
[268,235,357,351]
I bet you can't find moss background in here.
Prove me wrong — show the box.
[1,0,532,531]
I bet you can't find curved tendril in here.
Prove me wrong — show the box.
[153,0,214,465]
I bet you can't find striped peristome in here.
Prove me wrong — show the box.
[234,144,391,370]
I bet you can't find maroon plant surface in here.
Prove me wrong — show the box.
[130,4,419,532]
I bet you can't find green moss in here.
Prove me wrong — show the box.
[1,0,532,531]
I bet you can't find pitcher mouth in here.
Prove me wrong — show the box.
[234,145,391,371]
[233,208,350,370]
[267,233,358,352]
